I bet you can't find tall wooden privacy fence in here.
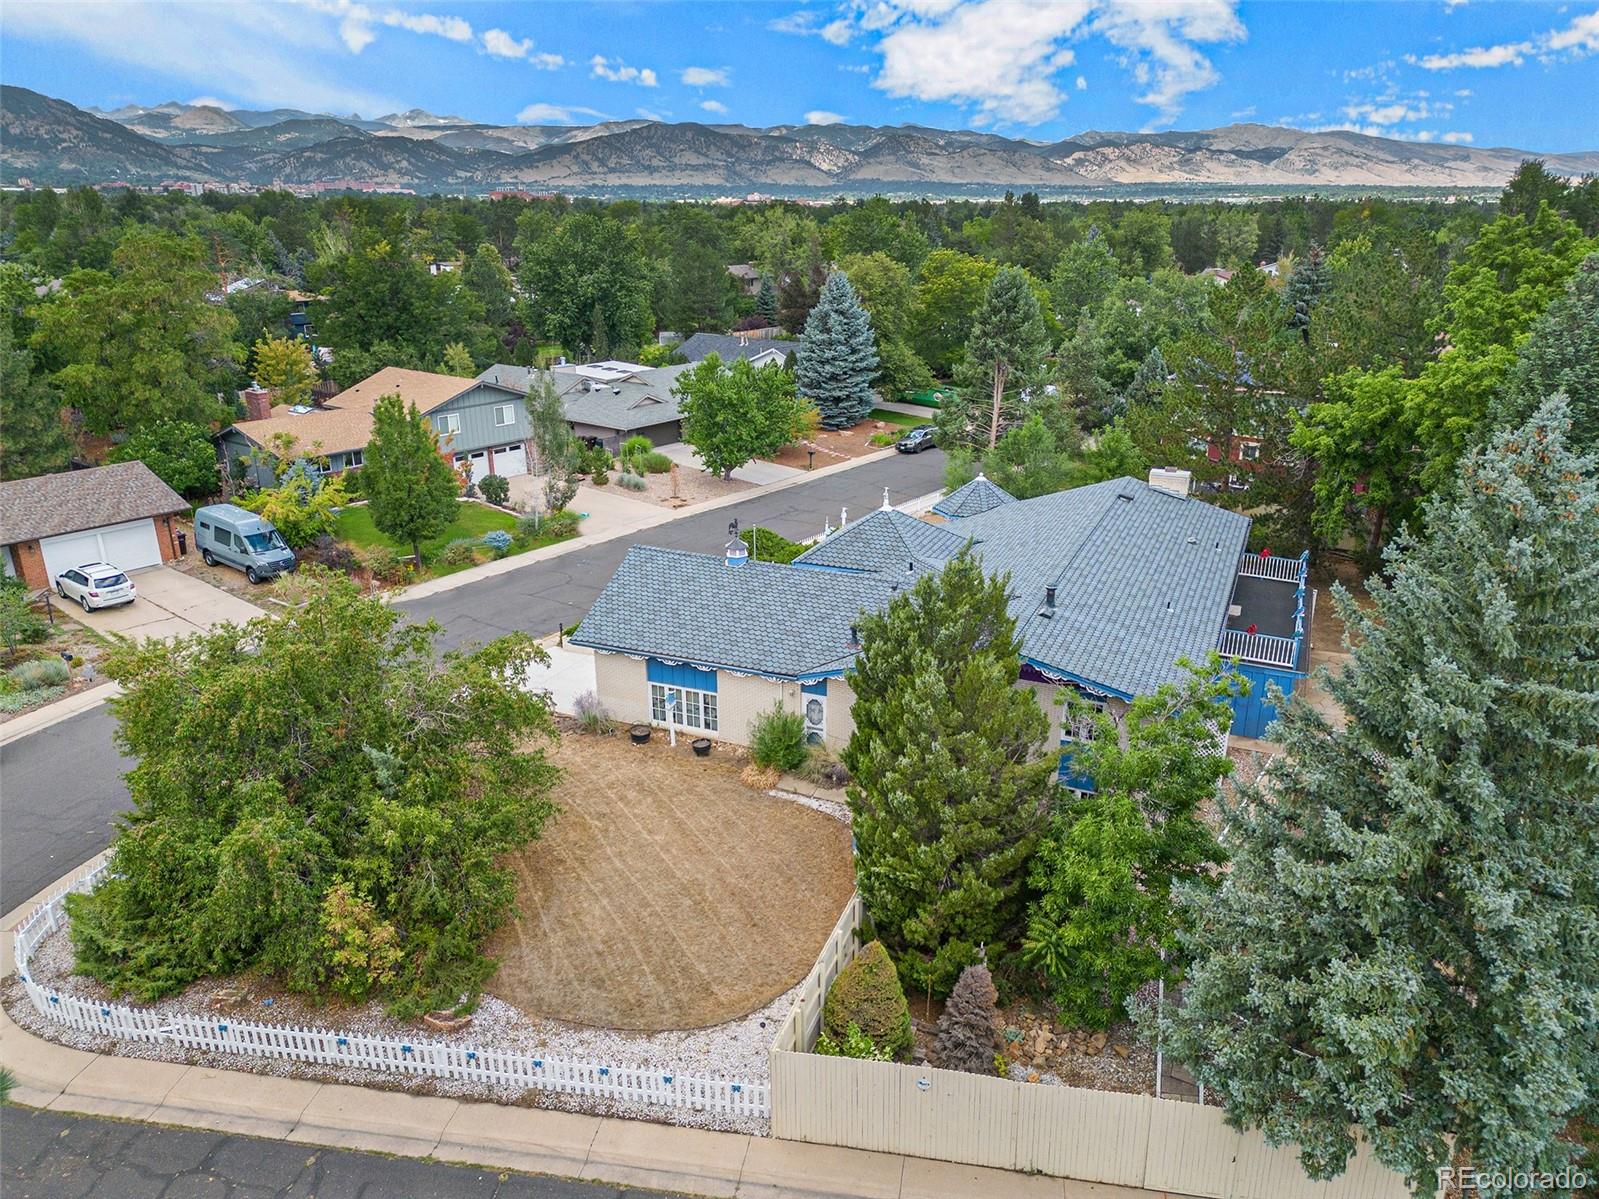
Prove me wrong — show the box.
[14,861,769,1119]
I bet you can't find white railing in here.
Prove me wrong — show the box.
[13,862,768,1119]
[771,893,863,1053]
[1218,627,1300,670]
[1237,550,1308,584]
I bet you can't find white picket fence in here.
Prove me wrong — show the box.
[12,861,769,1119]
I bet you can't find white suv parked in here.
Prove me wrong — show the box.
[54,562,137,612]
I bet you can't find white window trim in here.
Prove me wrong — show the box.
[1062,698,1107,744]
[493,403,515,427]
[435,413,461,436]
[649,683,718,733]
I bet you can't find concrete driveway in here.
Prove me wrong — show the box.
[69,566,266,643]
[524,639,597,715]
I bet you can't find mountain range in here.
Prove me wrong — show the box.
[5,86,1596,196]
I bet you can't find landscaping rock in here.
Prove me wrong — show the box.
[1113,1043,1130,1059]
[1086,1031,1108,1056]
[209,986,247,1012]
[423,1011,473,1033]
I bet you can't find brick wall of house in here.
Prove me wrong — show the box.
[154,514,183,563]
[8,540,48,589]
[593,651,650,726]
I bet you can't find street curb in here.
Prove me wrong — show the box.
[385,448,903,605]
[0,683,122,748]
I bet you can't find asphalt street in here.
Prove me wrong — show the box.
[398,447,946,651]
[0,1106,672,1199]
[0,449,946,913]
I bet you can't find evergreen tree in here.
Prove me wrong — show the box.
[1023,660,1236,1028]
[363,394,461,564]
[0,324,70,480]
[755,274,779,324]
[795,271,879,430]
[946,266,1051,450]
[1123,345,1169,410]
[1153,399,1599,1189]
[1284,243,1328,344]
[1489,252,1598,453]
[934,960,999,1074]
[440,341,476,377]
[842,550,1058,995]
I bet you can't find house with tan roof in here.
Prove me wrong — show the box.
[218,366,531,488]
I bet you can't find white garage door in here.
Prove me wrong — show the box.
[41,518,162,580]
[492,443,528,478]
[454,450,491,485]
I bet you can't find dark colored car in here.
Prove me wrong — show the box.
[895,425,938,453]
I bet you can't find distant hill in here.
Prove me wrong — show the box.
[10,87,1599,195]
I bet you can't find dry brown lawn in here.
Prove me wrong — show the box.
[485,732,856,1031]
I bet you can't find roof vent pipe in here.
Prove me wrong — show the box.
[849,624,861,647]
[1045,585,1056,609]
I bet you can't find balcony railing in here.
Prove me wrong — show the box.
[1217,627,1300,669]
[1237,550,1308,584]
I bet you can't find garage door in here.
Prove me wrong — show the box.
[40,518,162,580]
[492,443,528,478]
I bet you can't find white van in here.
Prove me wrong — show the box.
[193,504,297,584]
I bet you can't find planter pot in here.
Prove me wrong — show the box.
[691,738,712,757]
[630,724,652,745]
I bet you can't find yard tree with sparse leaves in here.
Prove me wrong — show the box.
[675,353,814,479]
[65,573,560,1016]
[363,393,461,564]
[252,336,317,409]
[1150,399,1599,1193]
[843,549,1059,996]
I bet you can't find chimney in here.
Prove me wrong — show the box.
[725,537,748,568]
[848,623,861,648]
[1147,467,1192,497]
[242,387,273,422]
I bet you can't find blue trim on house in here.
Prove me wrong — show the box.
[1022,658,1133,702]
[801,679,829,696]
[789,560,873,575]
[646,658,718,692]
[1228,661,1305,738]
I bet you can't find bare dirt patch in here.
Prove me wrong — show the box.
[485,732,855,1031]
[766,420,900,470]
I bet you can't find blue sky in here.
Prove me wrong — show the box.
[3,1,1596,149]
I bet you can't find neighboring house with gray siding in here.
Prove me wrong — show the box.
[674,332,789,368]
[219,367,531,488]
[477,360,694,451]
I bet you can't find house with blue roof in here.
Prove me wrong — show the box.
[570,468,1312,768]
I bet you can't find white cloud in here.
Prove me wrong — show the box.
[806,109,847,124]
[769,9,856,43]
[590,53,658,86]
[2,0,400,115]
[1342,98,1451,126]
[186,95,232,109]
[636,107,668,121]
[380,9,471,41]
[1076,75,1088,90]
[681,66,730,87]
[531,52,565,70]
[1408,6,1599,70]
[516,102,606,124]
[482,28,533,59]
[1093,0,1247,124]
[700,99,729,114]
[1441,130,1474,143]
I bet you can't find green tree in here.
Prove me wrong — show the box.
[31,227,239,434]
[0,323,70,480]
[1048,232,1119,326]
[1283,243,1328,343]
[842,550,1058,995]
[1489,252,1598,453]
[674,354,813,478]
[239,460,350,548]
[1499,159,1570,223]
[440,341,477,377]
[1211,208,1260,266]
[1153,400,1599,1189]
[754,274,778,324]
[363,394,461,563]
[109,420,218,499]
[1080,420,1148,483]
[972,412,1081,499]
[316,232,473,371]
[840,250,932,398]
[1109,206,1173,276]
[909,249,997,375]
[945,266,1051,450]
[461,242,516,332]
[1024,659,1237,1028]
[64,575,559,1015]
[825,197,930,272]
[252,336,317,408]
[795,271,879,429]
[518,212,653,358]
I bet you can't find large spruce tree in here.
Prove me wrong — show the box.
[842,550,1058,995]
[943,265,1050,450]
[1489,252,1597,454]
[795,270,879,429]
[1154,398,1599,1190]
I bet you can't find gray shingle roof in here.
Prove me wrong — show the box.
[794,505,969,574]
[476,363,692,434]
[932,474,1017,519]
[675,333,790,365]
[572,545,898,678]
[0,461,187,545]
[573,478,1251,697]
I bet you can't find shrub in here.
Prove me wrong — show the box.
[870,431,898,447]
[821,940,914,1061]
[362,545,408,584]
[739,526,808,565]
[319,881,404,1003]
[620,435,653,460]
[438,540,478,567]
[298,534,358,574]
[573,690,612,734]
[479,474,510,506]
[750,703,808,772]
[640,451,674,474]
[816,1021,891,1061]
[0,582,48,656]
[481,530,513,558]
[580,444,613,476]
[542,510,581,540]
[934,961,999,1074]
[617,471,647,491]
[9,657,70,690]
[0,685,66,712]
[592,467,610,487]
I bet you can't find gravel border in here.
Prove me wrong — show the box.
[768,788,851,824]
[7,913,786,1135]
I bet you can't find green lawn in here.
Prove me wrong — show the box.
[869,408,931,428]
[334,502,579,581]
